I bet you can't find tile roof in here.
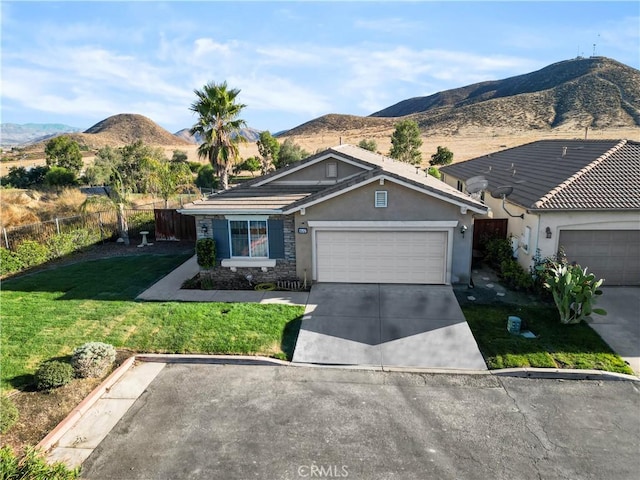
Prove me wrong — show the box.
[440,139,640,211]
[181,145,487,214]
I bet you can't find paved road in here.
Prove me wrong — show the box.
[81,364,639,480]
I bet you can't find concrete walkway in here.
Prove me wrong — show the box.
[294,284,487,370]
[136,255,309,305]
[587,287,640,375]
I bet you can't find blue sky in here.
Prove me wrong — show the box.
[1,1,638,133]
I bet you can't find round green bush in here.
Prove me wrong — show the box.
[35,361,74,391]
[71,342,116,378]
[0,395,19,433]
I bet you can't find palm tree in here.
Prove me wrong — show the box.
[189,81,247,190]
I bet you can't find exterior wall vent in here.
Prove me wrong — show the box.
[375,190,388,208]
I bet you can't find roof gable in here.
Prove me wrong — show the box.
[179,144,488,215]
[439,139,636,210]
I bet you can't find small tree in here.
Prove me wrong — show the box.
[235,156,261,176]
[145,157,194,208]
[44,166,77,189]
[389,120,423,165]
[543,261,606,324]
[426,166,441,179]
[195,164,218,190]
[430,146,453,166]
[276,139,309,169]
[257,131,280,175]
[358,139,377,152]
[171,150,189,163]
[45,136,83,174]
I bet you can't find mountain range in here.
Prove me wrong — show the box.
[3,56,638,151]
[286,56,639,137]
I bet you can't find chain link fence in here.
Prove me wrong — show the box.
[1,208,156,251]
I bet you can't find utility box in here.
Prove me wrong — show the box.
[507,316,522,334]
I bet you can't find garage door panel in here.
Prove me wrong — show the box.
[316,230,447,284]
[559,230,640,286]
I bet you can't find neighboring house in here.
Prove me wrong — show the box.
[440,139,640,286]
[179,144,488,285]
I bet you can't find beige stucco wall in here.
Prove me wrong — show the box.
[464,189,640,270]
[272,158,366,184]
[294,179,477,284]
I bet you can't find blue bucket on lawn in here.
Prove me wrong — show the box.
[507,316,522,334]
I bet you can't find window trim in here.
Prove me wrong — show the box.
[227,218,270,259]
[456,180,464,192]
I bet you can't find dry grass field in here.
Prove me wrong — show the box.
[281,126,640,164]
[3,126,637,177]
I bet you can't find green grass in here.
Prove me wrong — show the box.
[463,304,634,374]
[0,255,304,390]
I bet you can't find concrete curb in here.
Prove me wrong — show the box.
[489,367,640,382]
[136,353,291,366]
[36,356,137,453]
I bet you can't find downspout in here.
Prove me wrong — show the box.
[532,212,541,269]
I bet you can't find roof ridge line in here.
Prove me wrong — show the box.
[533,139,627,209]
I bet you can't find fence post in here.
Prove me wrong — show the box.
[98,211,105,243]
[55,217,60,235]
[2,227,8,249]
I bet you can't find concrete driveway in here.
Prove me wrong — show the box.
[292,284,486,370]
[587,287,640,374]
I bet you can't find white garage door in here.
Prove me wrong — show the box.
[559,230,640,286]
[315,230,447,284]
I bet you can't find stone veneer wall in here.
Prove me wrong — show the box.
[196,214,299,284]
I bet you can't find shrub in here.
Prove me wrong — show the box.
[0,395,19,433]
[127,210,155,232]
[35,361,74,390]
[544,261,606,325]
[196,238,216,269]
[426,166,441,179]
[15,240,50,268]
[483,236,513,268]
[195,164,219,190]
[0,446,80,479]
[500,259,534,291]
[0,247,24,275]
[44,166,78,188]
[71,342,116,378]
[46,232,77,258]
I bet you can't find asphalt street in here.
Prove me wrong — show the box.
[81,364,640,480]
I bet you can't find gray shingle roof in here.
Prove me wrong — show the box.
[182,145,488,214]
[440,139,640,211]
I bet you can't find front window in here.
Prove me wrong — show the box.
[230,220,268,257]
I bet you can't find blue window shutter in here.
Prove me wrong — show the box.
[268,219,285,259]
[212,220,230,258]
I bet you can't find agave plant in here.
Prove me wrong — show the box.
[544,261,606,324]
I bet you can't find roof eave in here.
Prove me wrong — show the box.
[177,208,284,216]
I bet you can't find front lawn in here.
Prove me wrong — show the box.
[463,304,634,374]
[0,255,304,390]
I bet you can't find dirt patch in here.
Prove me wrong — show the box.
[0,350,135,455]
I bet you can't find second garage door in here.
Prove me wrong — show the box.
[559,230,640,286]
[315,230,447,284]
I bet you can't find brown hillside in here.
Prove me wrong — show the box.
[82,114,191,147]
[285,57,640,140]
